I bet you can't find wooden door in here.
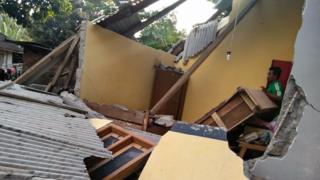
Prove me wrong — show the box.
[150,66,188,120]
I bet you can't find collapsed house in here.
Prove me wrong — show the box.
[1,0,319,179]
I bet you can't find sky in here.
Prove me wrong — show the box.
[146,0,217,33]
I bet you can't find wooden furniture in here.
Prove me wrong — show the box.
[196,88,278,131]
[85,124,155,180]
[150,65,188,120]
[238,141,267,158]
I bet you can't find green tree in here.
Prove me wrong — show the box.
[138,13,185,51]
[0,13,32,41]
[0,0,116,47]
[0,0,72,26]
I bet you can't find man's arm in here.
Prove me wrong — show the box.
[261,86,282,103]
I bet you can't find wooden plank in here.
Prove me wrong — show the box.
[63,54,78,89]
[239,142,267,152]
[150,0,257,115]
[143,111,150,131]
[244,88,278,112]
[15,35,76,84]
[45,35,80,92]
[195,100,226,124]
[212,113,227,130]
[86,101,145,125]
[240,93,256,111]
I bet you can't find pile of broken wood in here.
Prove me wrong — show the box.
[15,34,80,93]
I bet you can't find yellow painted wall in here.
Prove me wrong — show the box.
[80,22,176,110]
[178,0,304,122]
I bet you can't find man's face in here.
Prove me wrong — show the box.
[267,70,277,82]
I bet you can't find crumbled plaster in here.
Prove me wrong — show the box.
[244,76,307,177]
[265,76,306,157]
[74,21,88,97]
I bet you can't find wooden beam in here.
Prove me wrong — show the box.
[124,0,186,36]
[45,35,80,92]
[15,35,76,84]
[150,0,257,115]
[98,0,160,27]
[63,54,78,90]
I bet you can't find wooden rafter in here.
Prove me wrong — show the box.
[99,0,160,27]
[45,35,80,92]
[15,35,77,85]
[124,0,186,36]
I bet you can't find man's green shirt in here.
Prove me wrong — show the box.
[267,80,283,98]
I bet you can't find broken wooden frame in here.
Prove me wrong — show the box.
[85,123,155,180]
[15,34,80,93]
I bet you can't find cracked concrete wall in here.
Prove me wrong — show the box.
[251,0,320,179]
[266,77,306,157]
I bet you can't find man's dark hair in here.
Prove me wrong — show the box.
[269,67,282,79]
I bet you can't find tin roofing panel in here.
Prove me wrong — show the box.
[0,93,112,179]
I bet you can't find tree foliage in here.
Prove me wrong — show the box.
[0,0,72,26]
[138,13,185,51]
[0,0,116,47]
[0,13,32,41]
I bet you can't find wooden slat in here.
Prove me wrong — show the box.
[15,35,76,84]
[240,93,256,111]
[63,54,78,90]
[150,0,257,115]
[85,101,145,125]
[45,35,80,92]
[212,113,226,130]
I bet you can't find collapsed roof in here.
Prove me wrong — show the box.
[0,82,112,179]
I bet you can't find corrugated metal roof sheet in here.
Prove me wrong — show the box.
[182,20,218,61]
[0,87,112,179]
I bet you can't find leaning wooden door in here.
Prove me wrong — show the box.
[150,66,188,120]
